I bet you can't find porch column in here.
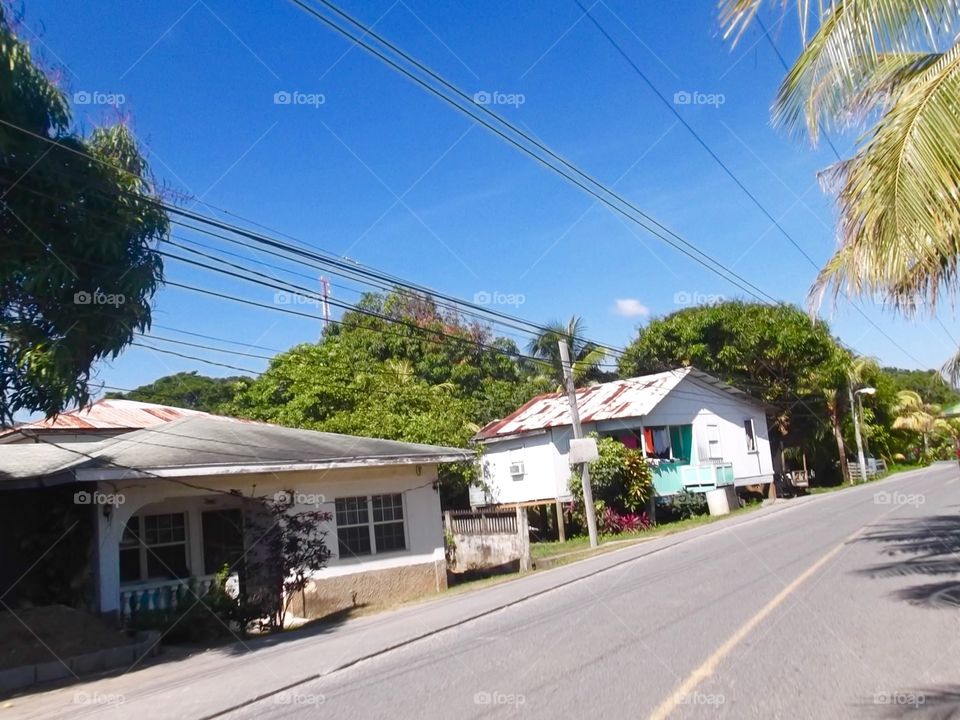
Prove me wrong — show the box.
[96,495,136,615]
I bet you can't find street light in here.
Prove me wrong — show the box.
[851,387,876,484]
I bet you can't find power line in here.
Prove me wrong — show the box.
[0,118,626,355]
[131,342,262,375]
[0,164,619,366]
[286,0,779,305]
[574,1,928,368]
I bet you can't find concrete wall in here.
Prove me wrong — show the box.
[95,464,446,615]
[445,509,530,575]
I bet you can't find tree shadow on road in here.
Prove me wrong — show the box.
[855,515,960,717]
[856,514,960,609]
[860,685,960,718]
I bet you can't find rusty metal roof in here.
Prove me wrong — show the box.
[475,367,757,441]
[0,399,209,436]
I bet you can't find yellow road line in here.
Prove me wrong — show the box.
[648,527,867,720]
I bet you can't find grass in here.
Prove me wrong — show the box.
[806,462,917,495]
[529,502,763,564]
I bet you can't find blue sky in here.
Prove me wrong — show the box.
[20,0,960,394]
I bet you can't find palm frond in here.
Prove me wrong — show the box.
[809,40,960,312]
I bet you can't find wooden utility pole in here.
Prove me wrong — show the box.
[558,341,598,548]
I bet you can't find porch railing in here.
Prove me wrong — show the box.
[651,460,735,495]
[120,575,218,623]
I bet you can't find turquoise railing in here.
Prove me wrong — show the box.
[651,461,734,496]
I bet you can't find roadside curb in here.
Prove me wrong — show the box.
[0,632,160,697]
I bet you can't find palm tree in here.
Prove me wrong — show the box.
[892,389,945,452]
[720,1,960,314]
[528,316,610,388]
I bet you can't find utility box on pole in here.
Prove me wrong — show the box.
[559,341,599,548]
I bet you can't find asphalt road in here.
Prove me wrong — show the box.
[8,464,959,719]
[226,464,960,720]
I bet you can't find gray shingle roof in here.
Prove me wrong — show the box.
[0,416,473,486]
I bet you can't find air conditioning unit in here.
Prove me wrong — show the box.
[509,460,525,478]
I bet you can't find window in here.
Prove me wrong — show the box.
[744,419,757,453]
[707,424,722,460]
[335,497,371,557]
[120,512,189,582]
[202,509,245,575]
[335,494,406,558]
[372,494,406,553]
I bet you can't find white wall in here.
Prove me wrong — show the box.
[95,464,445,613]
[473,431,571,506]
[476,375,775,504]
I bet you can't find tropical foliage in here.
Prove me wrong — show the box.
[721,0,960,315]
[568,434,655,532]
[229,290,550,505]
[107,372,245,413]
[0,6,167,422]
[528,316,612,387]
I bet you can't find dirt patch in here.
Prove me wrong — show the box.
[0,605,135,670]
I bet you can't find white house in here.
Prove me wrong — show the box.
[471,367,774,508]
[0,414,471,621]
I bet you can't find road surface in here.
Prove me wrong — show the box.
[9,464,960,719]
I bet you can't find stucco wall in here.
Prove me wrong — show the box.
[298,560,446,618]
[95,464,446,614]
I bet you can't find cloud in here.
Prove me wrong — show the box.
[613,298,649,317]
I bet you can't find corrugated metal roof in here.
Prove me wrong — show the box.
[475,367,758,441]
[1,399,209,435]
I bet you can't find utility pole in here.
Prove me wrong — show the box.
[848,385,867,484]
[319,276,331,336]
[559,341,598,548]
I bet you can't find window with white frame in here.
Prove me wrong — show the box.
[119,513,190,582]
[744,418,757,453]
[335,494,406,558]
[706,424,723,460]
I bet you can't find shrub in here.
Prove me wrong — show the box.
[669,488,709,520]
[569,435,656,534]
[618,512,654,533]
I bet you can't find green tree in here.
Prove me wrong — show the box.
[106,372,248,413]
[721,1,960,314]
[528,316,612,387]
[0,6,167,422]
[230,290,548,505]
[618,302,851,482]
[892,389,944,453]
[882,367,960,406]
